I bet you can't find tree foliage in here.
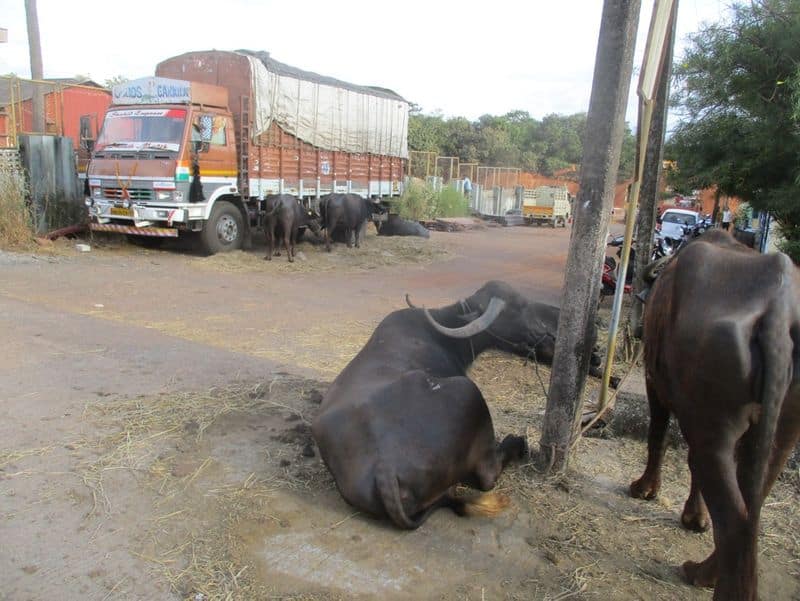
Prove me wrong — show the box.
[664,0,800,261]
[409,108,635,181]
[103,75,129,88]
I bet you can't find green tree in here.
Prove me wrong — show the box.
[665,0,800,261]
[103,75,129,88]
[407,108,634,182]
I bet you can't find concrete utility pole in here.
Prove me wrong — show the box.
[630,1,679,337]
[25,0,45,134]
[538,0,641,472]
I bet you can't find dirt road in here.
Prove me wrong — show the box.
[1,225,797,601]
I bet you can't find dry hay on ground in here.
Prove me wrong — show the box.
[77,376,334,600]
[191,231,451,275]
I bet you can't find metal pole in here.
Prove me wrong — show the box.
[630,0,678,337]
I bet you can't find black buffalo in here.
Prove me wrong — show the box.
[318,193,386,251]
[630,230,800,600]
[263,194,320,262]
[377,214,431,239]
[312,280,608,529]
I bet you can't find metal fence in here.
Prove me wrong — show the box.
[470,185,523,217]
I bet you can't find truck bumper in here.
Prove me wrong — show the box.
[89,223,179,237]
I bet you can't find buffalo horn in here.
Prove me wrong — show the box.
[405,293,417,309]
[424,298,507,338]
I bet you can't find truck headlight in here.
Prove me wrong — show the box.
[156,190,174,202]
[174,190,184,202]
[92,187,103,199]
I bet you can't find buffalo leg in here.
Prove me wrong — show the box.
[346,228,353,248]
[630,381,670,500]
[355,221,363,248]
[264,225,274,261]
[682,416,755,600]
[284,231,293,262]
[681,472,710,532]
[289,227,297,261]
[473,434,527,491]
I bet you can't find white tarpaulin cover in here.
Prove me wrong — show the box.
[245,55,409,159]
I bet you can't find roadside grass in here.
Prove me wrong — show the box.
[394,179,470,221]
[0,167,35,249]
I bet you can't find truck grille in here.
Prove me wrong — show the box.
[105,187,154,202]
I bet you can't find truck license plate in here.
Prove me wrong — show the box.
[110,207,133,217]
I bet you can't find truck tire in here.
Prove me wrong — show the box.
[198,200,243,255]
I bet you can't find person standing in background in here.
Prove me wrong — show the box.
[722,205,732,231]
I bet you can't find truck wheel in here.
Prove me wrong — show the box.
[198,201,243,255]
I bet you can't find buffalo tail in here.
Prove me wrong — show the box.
[745,260,793,522]
[375,461,426,530]
[455,491,511,518]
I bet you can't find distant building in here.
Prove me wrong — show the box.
[0,76,112,175]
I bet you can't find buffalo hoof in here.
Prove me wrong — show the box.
[681,506,711,533]
[264,255,272,261]
[683,555,717,588]
[630,476,660,500]
[609,376,621,389]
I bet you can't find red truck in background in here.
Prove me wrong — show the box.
[85,50,408,254]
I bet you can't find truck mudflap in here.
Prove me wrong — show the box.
[89,223,179,237]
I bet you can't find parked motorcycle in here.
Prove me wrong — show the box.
[600,235,635,298]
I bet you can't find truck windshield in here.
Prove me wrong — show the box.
[96,108,187,153]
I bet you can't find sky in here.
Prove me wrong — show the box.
[1,0,730,128]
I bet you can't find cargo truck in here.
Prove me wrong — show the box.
[85,50,409,253]
[521,185,572,227]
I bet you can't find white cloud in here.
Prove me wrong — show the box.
[0,0,728,125]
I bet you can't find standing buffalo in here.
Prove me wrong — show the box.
[318,193,386,251]
[312,280,608,529]
[263,194,320,262]
[630,230,800,601]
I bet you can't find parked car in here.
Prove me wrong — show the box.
[658,208,700,241]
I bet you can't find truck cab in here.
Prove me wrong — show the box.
[85,77,243,253]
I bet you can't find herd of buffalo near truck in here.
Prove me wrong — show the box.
[261,192,387,263]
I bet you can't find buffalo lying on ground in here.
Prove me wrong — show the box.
[630,230,800,601]
[376,214,430,238]
[263,194,320,262]
[312,280,609,529]
[318,193,386,251]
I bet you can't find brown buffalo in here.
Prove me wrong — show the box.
[630,230,800,600]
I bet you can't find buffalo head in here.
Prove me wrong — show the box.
[419,281,559,360]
